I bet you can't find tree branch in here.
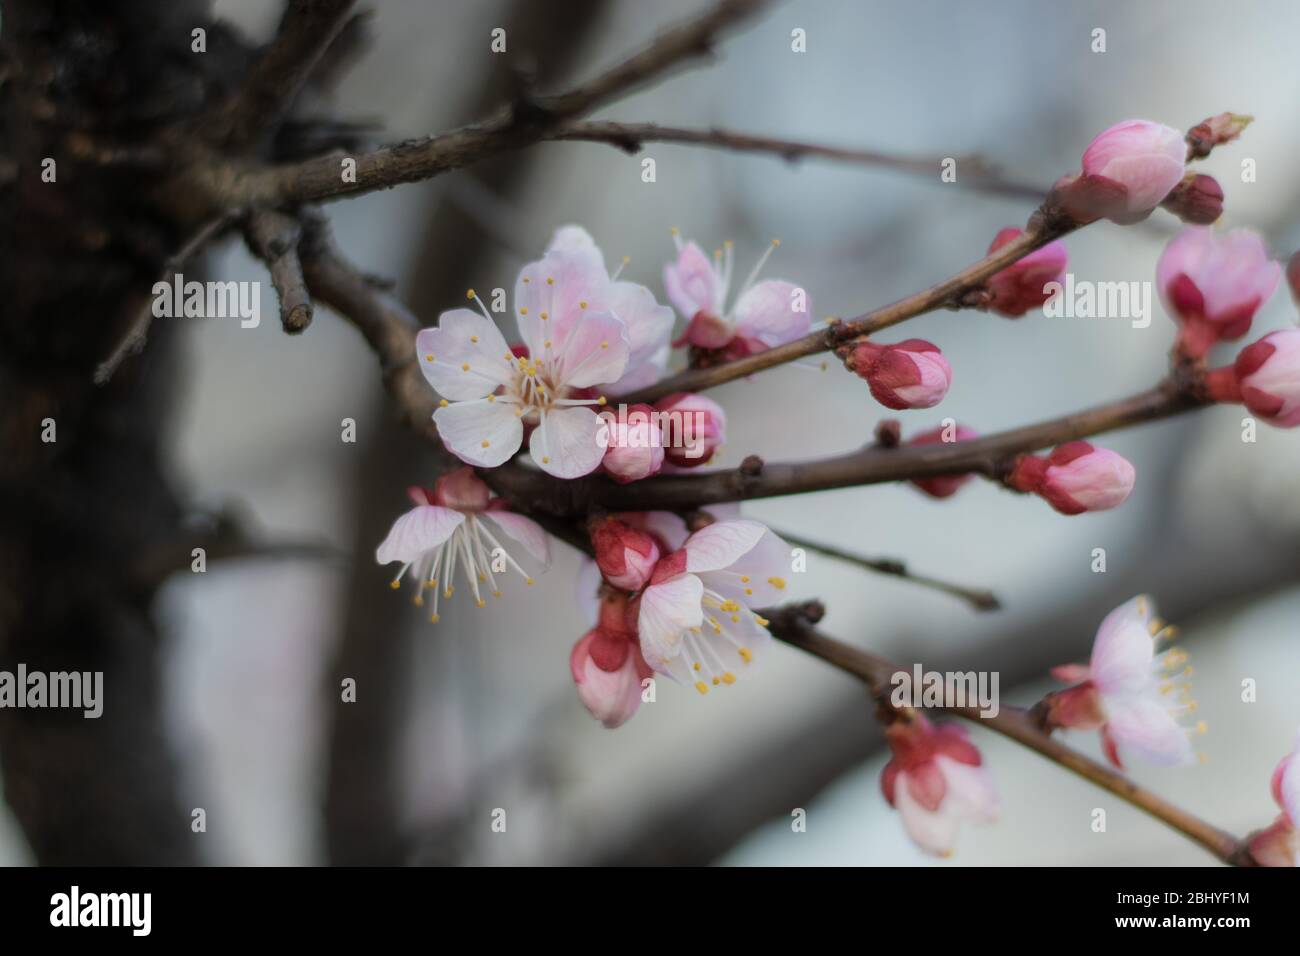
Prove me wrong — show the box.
[246,208,314,333]
[764,601,1251,865]
[774,528,1001,611]
[206,0,358,149]
[549,121,1044,200]
[183,0,770,208]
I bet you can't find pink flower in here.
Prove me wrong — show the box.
[906,424,979,498]
[548,226,675,394]
[420,232,632,479]
[844,339,952,410]
[664,234,810,359]
[880,714,999,857]
[985,227,1069,318]
[1008,441,1136,514]
[570,588,653,729]
[600,403,665,483]
[1157,226,1281,357]
[1077,119,1187,224]
[635,519,788,693]
[1205,329,1300,428]
[375,468,549,620]
[1041,596,1200,768]
[590,515,661,591]
[653,391,727,468]
[1248,732,1300,866]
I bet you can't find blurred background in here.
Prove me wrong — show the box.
[2,0,1298,865]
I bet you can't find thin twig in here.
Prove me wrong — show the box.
[206,0,358,149]
[774,529,1001,611]
[93,210,242,385]
[550,121,1044,200]
[763,601,1250,865]
[245,208,314,333]
[183,0,771,207]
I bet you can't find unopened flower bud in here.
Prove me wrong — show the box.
[570,589,650,729]
[1185,112,1252,159]
[1071,119,1186,224]
[845,338,952,410]
[985,228,1069,318]
[653,392,726,467]
[1008,441,1136,514]
[906,424,979,498]
[601,403,664,483]
[1160,173,1224,225]
[590,515,661,591]
[1205,329,1300,428]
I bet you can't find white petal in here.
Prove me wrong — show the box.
[683,519,769,574]
[699,528,791,606]
[894,772,961,857]
[1089,596,1156,696]
[546,225,607,274]
[482,510,551,566]
[663,240,719,318]
[605,281,674,394]
[555,310,630,389]
[433,399,523,468]
[514,249,611,356]
[733,279,810,348]
[375,505,464,565]
[637,574,704,671]
[415,309,513,401]
[1104,696,1196,766]
[936,756,1000,824]
[529,406,607,478]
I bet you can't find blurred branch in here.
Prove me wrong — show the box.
[773,528,1001,611]
[245,208,314,333]
[765,601,1253,866]
[182,0,771,207]
[205,0,358,149]
[551,121,1044,199]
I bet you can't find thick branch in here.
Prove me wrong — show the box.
[206,0,358,149]
[765,602,1249,865]
[775,529,1001,611]
[187,0,769,208]
[550,121,1043,200]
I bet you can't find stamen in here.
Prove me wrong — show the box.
[738,239,780,298]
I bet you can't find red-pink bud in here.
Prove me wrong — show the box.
[984,228,1069,318]
[590,516,661,591]
[1156,226,1280,358]
[1232,329,1300,427]
[570,589,651,729]
[906,424,979,498]
[845,338,952,410]
[653,392,726,467]
[600,403,664,484]
[1160,173,1224,225]
[1075,119,1186,224]
[1008,441,1136,515]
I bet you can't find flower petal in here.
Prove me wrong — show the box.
[683,519,769,574]
[1104,696,1196,766]
[937,756,1000,823]
[529,406,607,478]
[482,510,551,566]
[699,528,791,606]
[605,280,674,394]
[637,574,704,671]
[555,310,631,389]
[733,279,810,348]
[415,309,513,401]
[663,240,720,318]
[1089,596,1156,696]
[375,505,464,565]
[433,399,524,468]
[515,249,611,356]
[546,225,607,274]
[894,772,961,857]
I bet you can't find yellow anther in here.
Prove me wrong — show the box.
[522,277,531,284]
[475,598,486,608]
[712,677,721,686]
[753,615,769,627]
[768,577,786,589]
[738,647,753,663]
[424,353,434,362]
[542,456,550,464]
[694,681,709,695]
[413,595,424,607]
[771,238,780,247]
[745,588,753,596]
[477,573,486,582]
[540,311,549,320]
[546,277,554,285]
[621,255,630,264]
[693,662,701,671]
[525,578,535,586]
[730,615,740,623]
[444,586,454,598]
[492,591,502,598]
[597,396,607,406]
[722,672,736,684]
[465,288,475,299]
[740,576,750,583]
[429,613,440,623]
[1195,720,1208,734]
[600,341,608,349]
[544,340,552,348]
[439,399,449,407]
[461,362,470,371]
[579,300,588,309]
[470,335,478,343]
[481,440,490,448]
[389,580,400,590]
[670,227,680,236]
[520,307,529,314]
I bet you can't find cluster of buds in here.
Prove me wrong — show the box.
[1005,441,1136,515]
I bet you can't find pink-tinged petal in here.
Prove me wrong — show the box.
[546,224,607,275]
[1280,739,1300,825]
[906,759,948,812]
[663,240,720,318]
[1050,663,1093,684]
[733,279,811,348]
[1248,814,1300,867]
[571,632,643,729]
[482,510,551,566]
[416,309,513,401]
[1089,596,1156,696]
[605,280,674,394]
[1081,120,1186,214]
[936,756,1000,824]
[637,573,704,672]
[1042,445,1136,513]
[1240,329,1300,426]
[1104,696,1196,766]
[514,249,612,355]
[432,467,491,511]
[699,528,790,607]
[602,415,665,484]
[433,399,524,468]
[555,311,630,389]
[375,505,464,565]
[529,406,607,478]
[683,519,768,574]
[893,774,961,857]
